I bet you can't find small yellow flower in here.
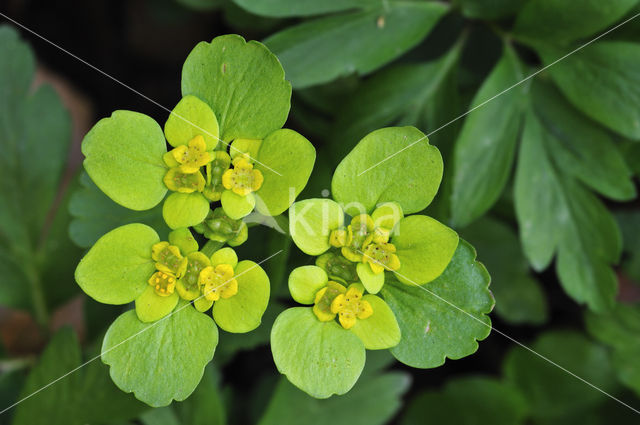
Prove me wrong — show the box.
[329,228,349,247]
[151,242,188,277]
[163,167,206,193]
[336,214,375,262]
[203,150,232,201]
[176,252,210,300]
[371,226,390,244]
[221,154,264,196]
[330,283,373,329]
[199,263,238,301]
[312,281,347,322]
[362,242,401,274]
[170,135,212,174]
[148,271,177,297]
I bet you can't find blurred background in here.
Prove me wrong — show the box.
[1,0,640,424]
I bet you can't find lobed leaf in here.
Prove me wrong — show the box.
[382,239,494,368]
[82,110,168,211]
[515,110,620,312]
[540,41,640,140]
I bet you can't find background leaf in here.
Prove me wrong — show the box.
[330,40,463,163]
[540,41,640,140]
[232,0,375,17]
[264,1,449,88]
[258,352,410,425]
[12,328,146,425]
[503,331,618,422]
[450,45,525,227]
[531,79,635,201]
[458,0,527,19]
[69,172,168,248]
[515,110,620,312]
[381,239,494,368]
[514,0,638,44]
[462,217,547,325]
[586,303,640,398]
[400,376,528,425]
[0,25,78,319]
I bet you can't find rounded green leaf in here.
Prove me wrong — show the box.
[162,192,210,229]
[181,34,291,141]
[135,286,179,323]
[393,215,458,285]
[102,303,218,407]
[212,260,270,333]
[75,223,159,304]
[221,190,255,220]
[271,307,366,398]
[332,127,443,216]
[289,199,344,255]
[164,95,219,150]
[357,262,384,294]
[168,228,199,255]
[381,239,494,368]
[351,295,400,350]
[255,129,316,216]
[210,247,238,268]
[288,266,328,304]
[82,110,168,211]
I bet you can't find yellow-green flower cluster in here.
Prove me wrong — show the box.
[329,213,401,275]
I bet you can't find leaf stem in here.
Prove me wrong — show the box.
[201,240,224,257]
[24,263,48,329]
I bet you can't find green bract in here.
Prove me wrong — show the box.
[102,304,218,407]
[332,126,443,215]
[271,307,366,398]
[81,34,315,233]
[275,126,486,398]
